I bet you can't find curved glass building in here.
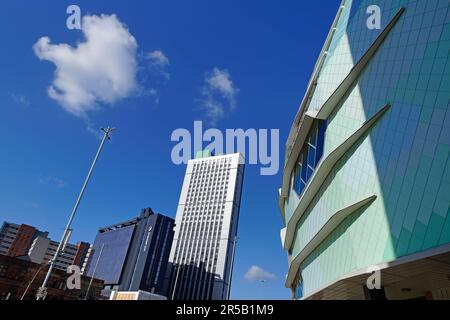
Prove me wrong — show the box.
[279,0,450,300]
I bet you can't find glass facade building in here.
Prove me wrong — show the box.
[86,208,174,296]
[279,0,450,300]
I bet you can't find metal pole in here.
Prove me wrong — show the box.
[84,244,105,300]
[171,265,182,300]
[226,236,238,300]
[21,263,48,300]
[37,127,115,300]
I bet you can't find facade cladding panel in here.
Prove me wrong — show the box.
[280,0,450,299]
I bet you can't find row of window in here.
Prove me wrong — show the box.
[189,179,230,189]
[188,178,230,191]
[188,191,228,198]
[192,175,229,182]
[184,206,226,213]
[192,161,231,170]
[192,169,231,176]
[189,184,228,192]
[187,197,227,205]
[184,214,224,221]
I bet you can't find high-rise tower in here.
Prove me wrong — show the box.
[167,151,245,300]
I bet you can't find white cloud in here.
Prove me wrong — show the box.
[199,67,239,125]
[146,50,170,67]
[33,14,138,117]
[39,176,67,189]
[244,265,276,282]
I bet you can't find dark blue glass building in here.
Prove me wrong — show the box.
[85,208,174,296]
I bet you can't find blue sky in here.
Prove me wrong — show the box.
[0,0,339,299]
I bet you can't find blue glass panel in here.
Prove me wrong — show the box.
[310,124,318,146]
[319,120,327,136]
[299,180,306,195]
[316,120,327,166]
[308,145,316,169]
[307,165,314,180]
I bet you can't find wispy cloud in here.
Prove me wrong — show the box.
[145,49,170,83]
[199,67,239,125]
[85,122,106,140]
[147,88,160,105]
[138,49,171,106]
[39,176,67,189]
[10,93,30,107]
[33,14,139,118]
[244,265,276,282]
[146,50,170,67]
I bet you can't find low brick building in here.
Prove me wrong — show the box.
[0,254,103,300]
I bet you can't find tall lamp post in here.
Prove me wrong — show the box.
[226,235,238,300]
[171,265,183,301]
[36,127,116,300]
[84,243,105,300]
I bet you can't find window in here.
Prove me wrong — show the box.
[0,264,7,277]
[292,120,327,197]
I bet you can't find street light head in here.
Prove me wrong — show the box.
[101,127,117,134]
